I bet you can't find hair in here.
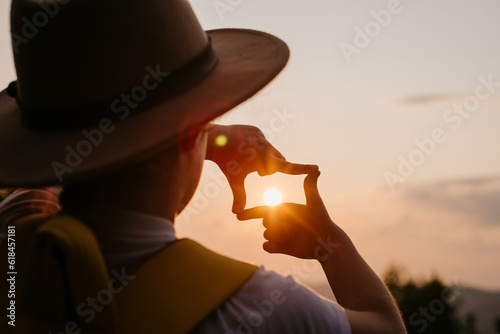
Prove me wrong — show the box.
[59,123,207,217]
[59,144,181,216]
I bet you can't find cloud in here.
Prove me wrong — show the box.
[396,92,500,107]
[395,93,465,106]
[402,175,500,226]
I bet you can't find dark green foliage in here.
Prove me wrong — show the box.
[494,315,500,334]
[384,265,464,334]
[464,313,476,334]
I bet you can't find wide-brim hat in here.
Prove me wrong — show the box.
[0,0,289,187]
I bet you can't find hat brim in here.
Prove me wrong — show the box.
[0,29,289,187]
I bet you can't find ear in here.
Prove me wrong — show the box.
[186,128,200,151]
[183,122,210,152]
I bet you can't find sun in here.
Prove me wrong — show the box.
[264,188,282,206]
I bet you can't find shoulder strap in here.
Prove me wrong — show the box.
[117,238,258,334]
[1,214,50,332]
[35,215,120,332]
[1,214,119,333]
[1,214,258,334]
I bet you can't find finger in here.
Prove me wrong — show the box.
[265,141,286,160]
[304,170,323,206]
[256,152,281,176]
[263,224,293,240]
[263,241,283,254]
[262,212,287,228]
[257,158,317,177]
[262,217,273,228]
[229,178,246,214]
[237,206,270,220]
[255,142,291,176]
[274,159,319,175]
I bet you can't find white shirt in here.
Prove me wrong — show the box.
[0,190,351,334]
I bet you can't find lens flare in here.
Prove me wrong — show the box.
[215,134,228,147]
[264,188,282,206]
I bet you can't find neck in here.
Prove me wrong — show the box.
[111,189,180,222]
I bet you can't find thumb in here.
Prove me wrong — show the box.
[229,178,247,214]
[304,170,322,206]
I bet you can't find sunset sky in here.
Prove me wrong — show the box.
[1,0,499,292]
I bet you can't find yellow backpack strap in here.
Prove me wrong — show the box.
[1,214,49,332]
[7,317,101,334]
[117,238,259,334]
[1,214,118,334]
[1,214,258,334]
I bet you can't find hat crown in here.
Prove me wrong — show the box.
[11,0,208,110]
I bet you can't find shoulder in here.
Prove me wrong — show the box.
[192,266,351,334]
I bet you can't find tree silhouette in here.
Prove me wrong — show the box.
[464,313,477,334]
[494,315,500,334]
[384,265,463,334]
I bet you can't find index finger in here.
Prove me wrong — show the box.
[274,159,319,175]
[264,141,286,160]
[237,206,271,221]
[229,178,247,214]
